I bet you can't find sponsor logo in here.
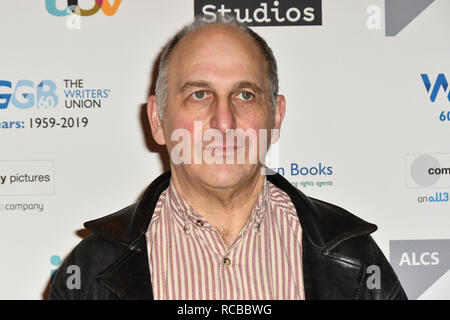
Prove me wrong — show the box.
[419,73,449,122]
[1,79,110,130]
[421,73,449,103]
[194,0,322,26]
[63,78,111,109]
[0,202,45,213]
[367,0,437,37]
[385,0,435,37]
[407,153,450,189]
[289,162,333,176]
[390,239,450,299]
[45,0,122,17]
[407,154,450,204]
[0,80,58,110]
[0,79,111,111]
[271,162,334,189]
[0,160,55,196]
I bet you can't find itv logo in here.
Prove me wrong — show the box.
[45,0,122,17]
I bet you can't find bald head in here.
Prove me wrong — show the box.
[154,16,279,119]
[169,24,266,71]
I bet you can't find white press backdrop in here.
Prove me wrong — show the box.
[0,0,449,299]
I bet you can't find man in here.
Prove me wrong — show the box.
[49,16,407,300]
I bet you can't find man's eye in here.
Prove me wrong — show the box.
[192,91,207,100]
[237,91,254,101]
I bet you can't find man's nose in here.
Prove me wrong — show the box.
[209,96,236,133]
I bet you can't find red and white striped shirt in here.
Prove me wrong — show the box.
[145,177,305,300]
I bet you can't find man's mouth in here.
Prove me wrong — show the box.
[204,144,244,154]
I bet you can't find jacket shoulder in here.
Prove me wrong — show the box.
[327,232,407,299]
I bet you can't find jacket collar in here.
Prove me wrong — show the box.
[84,170,377,299]
[267,172,377,250]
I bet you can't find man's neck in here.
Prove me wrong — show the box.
[170,166,266,248]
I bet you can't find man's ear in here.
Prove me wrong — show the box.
[147,95,166,145]
[271,94,286,144]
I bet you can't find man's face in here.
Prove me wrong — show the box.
[150,25,285,190]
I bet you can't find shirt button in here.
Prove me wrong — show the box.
[223,257,231,266]
[196,220,204,227]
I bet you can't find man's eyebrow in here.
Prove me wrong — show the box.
[179,81,212,93]
[233,81,263,93]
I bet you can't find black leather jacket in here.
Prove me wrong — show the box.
[49,171,407,300]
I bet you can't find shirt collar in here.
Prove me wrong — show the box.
[166,177,269,234]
